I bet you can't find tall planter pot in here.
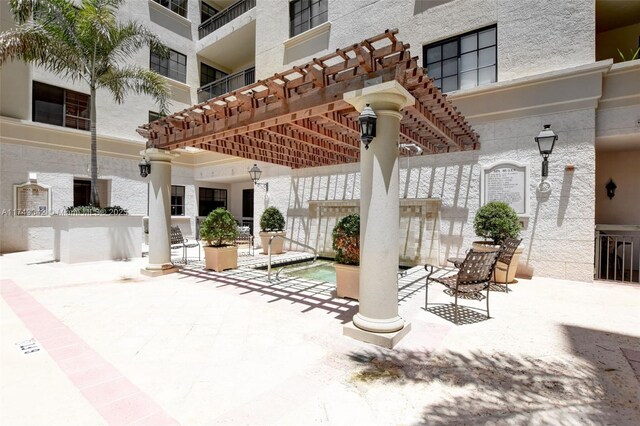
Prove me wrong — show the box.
[259,231,286,255]
[334,263,359,300]
[203,245,238,272]
[472,241,523,283]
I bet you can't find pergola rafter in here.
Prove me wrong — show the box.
[138,29,480,168]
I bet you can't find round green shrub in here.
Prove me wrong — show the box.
[199,208,239,247]
[332,214,360,265]
[474,201,521,245]
[260,207,285,232]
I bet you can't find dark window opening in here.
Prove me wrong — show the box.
[200,63,228,86]
[152,0,187,18]
[201,1,218,22]
[423,25,497,93]
[171,185,185,216]
[150,48,187,83]
[289,0,328,38]
[149,111,164,122]
[199,187,227,217]
[73,179,92,207]
[33,82,90,130]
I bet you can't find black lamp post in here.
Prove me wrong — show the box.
[138,157,151,178]
[358,104,377,150]
[535,124,558,177]
[249,163,268,191]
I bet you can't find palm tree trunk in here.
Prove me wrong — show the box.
[89,85,100,207]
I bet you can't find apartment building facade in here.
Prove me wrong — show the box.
[1,0,638,282]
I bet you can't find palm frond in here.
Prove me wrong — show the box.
[107,21,169,65]
[97,66,171,114]
[0,25,86,82]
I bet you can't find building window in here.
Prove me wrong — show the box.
[201,1,218,22]
[423,25,497,93]
[198,188,227,216]
[152,0,187,18]
[73,178,108,207]
[150,48,187,83]
[171,185,185,216]
[149,111,164,122]
[200,63,227,86]
[32,82,90,131]
[289,0,328,38]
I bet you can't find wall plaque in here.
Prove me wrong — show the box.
[13,181,51,216]
[480,162,529,215]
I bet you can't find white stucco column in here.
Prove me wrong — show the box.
[343,80,415,348]
[141,148,179,276]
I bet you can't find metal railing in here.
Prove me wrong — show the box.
[197,67,255,103]
[595,224,640,283]
[198,0,256,39]
[266,235,318,282]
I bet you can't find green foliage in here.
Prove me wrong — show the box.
[332,214,360,265]
[0,0,170,206]
[474,201,521,245]
[199,208,239,247]
[259,207,285,232]
[617,47,640,62]
[65,205,128,215]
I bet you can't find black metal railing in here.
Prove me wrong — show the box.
[595,224,640,283]
[198,0,256,39]
[197,67,255,102]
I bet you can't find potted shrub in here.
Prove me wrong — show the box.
[473,201,523,283]
[259,207,286,255]
[332,214,360,300]
[199,208,239,272]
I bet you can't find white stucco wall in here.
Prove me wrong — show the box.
[255,0,594,82]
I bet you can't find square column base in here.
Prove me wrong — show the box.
[343,321,412,349]
[140,266,179,277]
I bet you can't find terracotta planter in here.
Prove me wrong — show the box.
[472,241,523,283]
[334,263,359,300]
[203,245,238,272]
[259,231,286,254]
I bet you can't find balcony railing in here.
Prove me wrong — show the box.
[197,67,255,103]
[595,224,640,283]
[198,0,256,39]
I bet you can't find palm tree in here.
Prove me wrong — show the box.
[0,0,170,206]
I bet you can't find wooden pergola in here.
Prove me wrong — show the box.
[137,29,479,169]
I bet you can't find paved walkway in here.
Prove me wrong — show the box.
[1,250,639,425]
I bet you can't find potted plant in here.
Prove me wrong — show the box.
[473,201,523,283]
[200,208,239,272]
[332,214,360,300]
[259,207,286,255]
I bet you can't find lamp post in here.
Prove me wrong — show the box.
[534,124,558,178]
[358,104,377,150]
[249,163,268,191]
[138,157,151,178]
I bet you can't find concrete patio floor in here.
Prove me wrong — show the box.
[1,249,639,425]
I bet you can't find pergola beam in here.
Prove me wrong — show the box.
[140,29,479,168]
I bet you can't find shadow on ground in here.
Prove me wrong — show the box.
[346,326,640,424]
[176,267,359,324]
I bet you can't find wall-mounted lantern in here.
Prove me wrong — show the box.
[534,124,558,177]
[249,163,268,192]
[358,104,377,150]
[606,179,617,200]
[138,157,151,178]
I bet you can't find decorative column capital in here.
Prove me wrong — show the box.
[344,80,415,113]
[140,148,179,163]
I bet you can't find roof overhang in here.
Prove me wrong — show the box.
[138,29,479,169]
